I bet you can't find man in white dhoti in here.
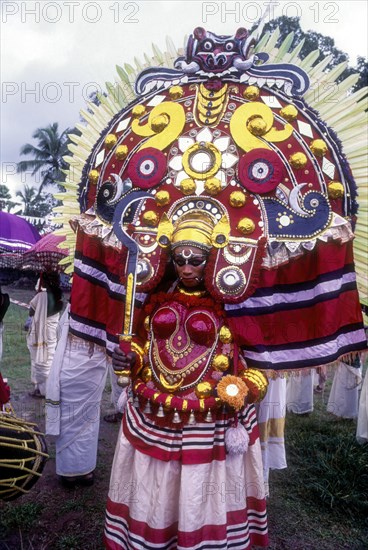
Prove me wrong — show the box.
[27,274,63,398]
[46,305,111,487]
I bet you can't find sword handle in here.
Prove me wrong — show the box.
[119,334,132,355]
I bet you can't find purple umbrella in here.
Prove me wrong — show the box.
[0,212,41,253]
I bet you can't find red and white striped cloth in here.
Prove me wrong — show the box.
[104,402,268,549]
[70,232,366,372]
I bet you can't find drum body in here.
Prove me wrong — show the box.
[0,413,48,501]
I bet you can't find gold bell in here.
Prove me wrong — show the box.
[156,404,165,418]
[143,400,152,414]
[204,409,213,423]
[172,409,181,424]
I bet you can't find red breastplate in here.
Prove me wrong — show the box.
[149,301,220,393]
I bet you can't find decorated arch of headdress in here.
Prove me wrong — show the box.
[55,23,367,374]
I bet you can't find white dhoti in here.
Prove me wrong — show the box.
[357,369,368,443]
[286,370,315,415]
[53,336,108,476]
[327,360,362,419]
[257,377,287,495]
[27,291,60,396]
[107,358,123,413]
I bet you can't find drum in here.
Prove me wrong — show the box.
[0,412,48,501]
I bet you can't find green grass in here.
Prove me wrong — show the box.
[2,302,30,388]
[0,502,44,532]
[267,389,368,550]
[56,534,83,550]
[287,419,368,515]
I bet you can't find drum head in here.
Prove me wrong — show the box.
[0,413,48,501]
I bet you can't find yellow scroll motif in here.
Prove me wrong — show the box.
[230,102,293,152]
[132,102,186,152]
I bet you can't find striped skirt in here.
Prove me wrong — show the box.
[104,402,268,549]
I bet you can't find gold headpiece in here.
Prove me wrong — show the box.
[157,210,230,251]
[171,211,215,252]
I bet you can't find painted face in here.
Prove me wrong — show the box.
[172,245,207,288]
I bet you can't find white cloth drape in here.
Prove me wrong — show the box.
[53,336,108,476]
[286,371,315,415]
[45,304,71,435]
[357,369,368,443]
[257,377,287,495]
[327,361,362,419]
[27,291,59,395]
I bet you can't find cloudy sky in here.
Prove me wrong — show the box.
[1,0,367,200]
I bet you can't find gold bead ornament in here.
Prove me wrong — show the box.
[180,178,197,195]
[243,86,260,100]
[213,354,230,372]
[280,105,298,121]
[88,170,99,185]
[151,114,170,133]
[310,139,328,157]
[219,326,233,344]
[229,191,247,208]
[132,105,146,118]
[115,145,129,160]
[104,134,117,150]
[195,381,213,399]
[328,181,344,199]
[237,217,255,235]
[247,116,267,136]
[169,86,184,100]
[204,177,222,196]
[289,152,307,169]
[155,190,171,206]
[142,211,159,227]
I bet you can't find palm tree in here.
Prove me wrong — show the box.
[15,184,39,216]
[17,123,70,197]
[0,184,19,212]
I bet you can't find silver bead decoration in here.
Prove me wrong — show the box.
[133,395,140,408]
[136,259,151,282]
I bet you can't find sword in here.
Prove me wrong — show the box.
[113,190,152,356]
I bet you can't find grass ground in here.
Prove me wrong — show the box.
[1,287,367,549]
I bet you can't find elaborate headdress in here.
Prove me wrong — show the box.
[57,24,367,372]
